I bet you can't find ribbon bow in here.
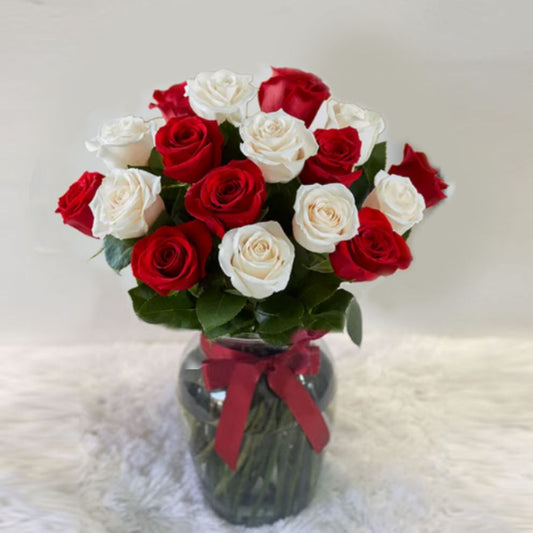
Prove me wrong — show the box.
[200,332,330,471]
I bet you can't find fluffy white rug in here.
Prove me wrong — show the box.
[1,332,532,532]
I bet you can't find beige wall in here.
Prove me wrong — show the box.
[2,0,532,344]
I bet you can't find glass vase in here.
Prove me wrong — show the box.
[177,334,335,527]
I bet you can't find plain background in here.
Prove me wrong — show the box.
[1,0,532,345]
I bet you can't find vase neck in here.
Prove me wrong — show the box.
[210,335,288,357]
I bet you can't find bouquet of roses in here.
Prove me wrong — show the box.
[56,67,447,346]
[56,67,448,526]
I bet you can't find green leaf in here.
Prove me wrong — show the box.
[103,235,138,272]
[219,121,245,164]
[298,272,340,309]
[289,243,312,288]
[305,254,334,274]
[148,147,164,171]
[305,310,345,332]
[362,141,386,187]
[196,287,247,331]
[204,310,255,340]
[402,228,412,241]
[256,294,304,334]
[350,172,372,210]
[264,180,300,234]
[128,285,200,329]
[346,297,363,346]
[304,289,353,332]
[168,186,190,225]
[128,148,165,176]
[315,288,353,314]
[160,175,190,218]
[259,327,299,348]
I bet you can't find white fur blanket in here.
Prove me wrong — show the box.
[1,332,532,532]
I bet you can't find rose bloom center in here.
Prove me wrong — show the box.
[310,202,342,228]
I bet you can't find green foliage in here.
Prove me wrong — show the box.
[103,235,138,273]
[402,228,412,241]
[351,142,387,208]
[346,297,363,346]
[128,284,200,329]
[167,185,190,225]
[159,176,191,223]
[120,144,367,343]
[259,327,299,348]
[362,142,387,186]
[303,289,353,332]
[297,271,340,309]
[256,294,304,334]
[304,253,334,274]
[148,147,164,171]
[350,173,371,210]
[219,121,245,164]
[203,310,256,340]
[196,286,247,331]
[129,147,165,176]
[264,180,300,234]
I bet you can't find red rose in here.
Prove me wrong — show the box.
[55,171,104,237]
[131,221,212,296]
[185,160,266,238]
[258,67,331,128]
[300,127,363,187]
[149,82,194,121]
[155,116,224,183]
[330,207,412,281]
[389,144,447,208]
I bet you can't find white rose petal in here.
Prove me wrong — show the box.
[325,99,385,166]
[240,111,318,183]
[293,183,359,253]
[86,115,155,169]
[90,168,164,240]
[185,70,257,126]
[364,170,425,235]
[218,221,295,299]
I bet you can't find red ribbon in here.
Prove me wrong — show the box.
[200,332,330,471]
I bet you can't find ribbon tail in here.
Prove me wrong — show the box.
[268,366,330,453]
[213,362,262,471]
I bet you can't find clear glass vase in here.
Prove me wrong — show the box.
[177,334,335,527]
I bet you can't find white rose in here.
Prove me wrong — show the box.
[218,221,295,299]
[86,116,155,169]
[293,183,359,253]
[185,70,256,126]
[240,111,318,183]
[325,99,385,166]
[90,168,164,240]
[364,170,425,235]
